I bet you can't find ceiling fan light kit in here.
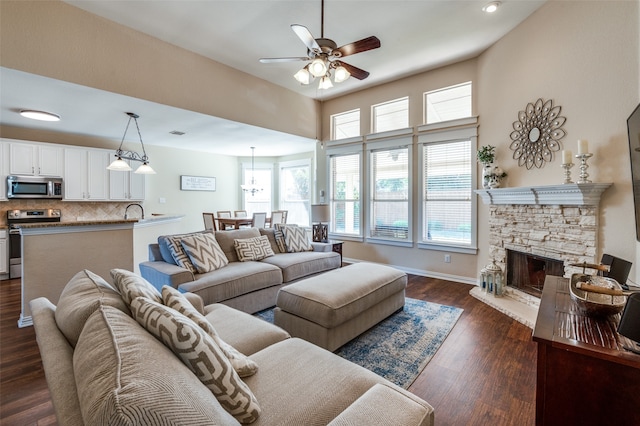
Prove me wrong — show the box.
[260,0,380,90]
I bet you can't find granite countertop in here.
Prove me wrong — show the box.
[15,215,183,229]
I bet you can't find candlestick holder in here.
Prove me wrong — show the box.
[561,162,574,184]
[575,153,593,184]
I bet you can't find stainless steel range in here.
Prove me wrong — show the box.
[7,209,61,278]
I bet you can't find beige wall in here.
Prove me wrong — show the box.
[320,1,640,283]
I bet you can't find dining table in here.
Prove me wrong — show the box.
[217,216,254,230]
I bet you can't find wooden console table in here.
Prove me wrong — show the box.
[533,275,640,425]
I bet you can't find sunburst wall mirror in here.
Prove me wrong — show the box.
[509,98,566,169]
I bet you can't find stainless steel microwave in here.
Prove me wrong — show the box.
[7,175,63,199]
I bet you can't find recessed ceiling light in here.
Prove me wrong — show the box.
[20,109,61,122]
[482,1,501,13]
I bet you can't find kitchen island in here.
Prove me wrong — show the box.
[16,215,183,327]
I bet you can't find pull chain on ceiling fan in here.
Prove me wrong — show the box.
[259,0,381,90]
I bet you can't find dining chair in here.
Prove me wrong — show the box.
[270,210,285,227]
[234,210,248,218]
[217,210,232,229]
[202,212,217,231]
[252,212,267,229]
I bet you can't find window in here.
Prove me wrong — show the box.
[418,117,477,253]
[331,109,360,140]
[369,145,410,241]
[424,82,472,124]
[329,152,361,236]
[243,166,272,215]
[372,97,409,133]
[279,160,311,226]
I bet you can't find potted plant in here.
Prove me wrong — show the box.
[477,145,507,188]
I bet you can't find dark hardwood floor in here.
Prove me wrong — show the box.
[0,274,537,425]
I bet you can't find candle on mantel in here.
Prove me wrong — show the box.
[578,139,589,155]
[562,150,572,164]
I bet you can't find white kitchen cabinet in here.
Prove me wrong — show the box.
[0,229,7,274]
[9,142,63,176]
[64,148,110,200]
[109,160,145,201]
[0,142,6,201]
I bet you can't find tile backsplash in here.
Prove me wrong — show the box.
[1,200,144,226]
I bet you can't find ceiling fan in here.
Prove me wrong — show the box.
[259,0,381,89]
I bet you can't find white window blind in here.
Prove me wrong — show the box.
[280,161,310,226]
[372,97,409,133]
[330,153,361,235]
[425,82,472,124]
[332,109,360,140]
[422,140,472,245]
[370,146,409,240]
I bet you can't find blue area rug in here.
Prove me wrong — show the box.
[255,298,463,388]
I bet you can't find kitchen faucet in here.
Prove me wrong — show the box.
[124,203,144,220]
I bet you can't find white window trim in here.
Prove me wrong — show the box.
[423,81,472,125]
[417,117,478,254]
[365,134,413,246]
[326,140,365,241]
[331,108,360,141]
[371,96,409,134]
[279,158,311,225]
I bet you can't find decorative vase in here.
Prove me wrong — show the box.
[482,162,505,189]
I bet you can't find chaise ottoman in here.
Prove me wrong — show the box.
[274,262,407,351]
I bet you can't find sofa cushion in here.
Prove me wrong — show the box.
[110,268,162,306]
[259,228,282,254]
[234,236,275,262]
[179,261,283,304]
[162,286,258,377]
[180,232,229,273]
[260,251,341,283]
[55,269,130,348]
[131,297,261,424]
[283,226,313,253]
[214,228,261,262]
[74,304,238,425]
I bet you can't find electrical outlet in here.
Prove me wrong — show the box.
[444,254,451,263]
[159,197,166,204]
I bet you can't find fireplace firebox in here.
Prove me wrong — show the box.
[506,250,564,297]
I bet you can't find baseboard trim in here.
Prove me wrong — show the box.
[342,257,476,285]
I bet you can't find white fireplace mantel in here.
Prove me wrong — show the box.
[475,183,612,206]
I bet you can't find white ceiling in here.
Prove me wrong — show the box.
[0,0,546,156]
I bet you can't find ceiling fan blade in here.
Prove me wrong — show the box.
[291,24,320,52]
[335,61,370,80]
[335,36,381,58]
[259,57,310,63]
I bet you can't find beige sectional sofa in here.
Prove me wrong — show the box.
[30,269,435,426]
[139,227,341,313]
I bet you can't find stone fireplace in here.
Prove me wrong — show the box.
[473,183,612,327]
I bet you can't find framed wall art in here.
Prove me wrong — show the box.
[180,175,216,192]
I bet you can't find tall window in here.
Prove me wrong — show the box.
[331,109,360,140]
[368,138,411,242]
[280,160,311,226]
[421,138,473,248]
[243,166,272,215]
[330,153,361,236]
[424,82,472,124]
[372,97,409,133]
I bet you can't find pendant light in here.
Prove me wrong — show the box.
[107,112,156,174]
[241,147,263,196]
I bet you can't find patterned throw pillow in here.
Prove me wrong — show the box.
[234,236,275,262]
[162,286,258,377]
[166,235,196,272]
[130,297,261,424]
[179,233,229,274]
[273,223,296,253]
[283,225,313,253]
[110,269,162,305]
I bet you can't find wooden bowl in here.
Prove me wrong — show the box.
[569,273,626,317]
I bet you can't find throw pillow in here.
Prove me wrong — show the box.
[273,223,297,253]
[162,286,258,377]
[234,236,275,262]
[179,233,229,274]
[166,235,196,272]
[130,297,261,424]
[110,269,162,306]
[157,230,214,266]
[283,225,313,253]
